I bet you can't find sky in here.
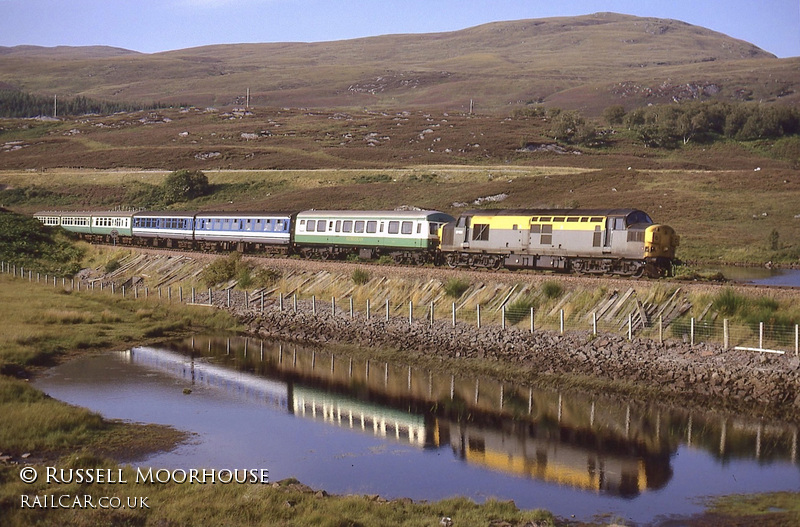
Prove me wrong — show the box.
[1,0,798,58]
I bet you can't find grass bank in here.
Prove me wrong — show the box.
[0,275,560,526]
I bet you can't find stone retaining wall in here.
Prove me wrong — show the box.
[236,298,800,422]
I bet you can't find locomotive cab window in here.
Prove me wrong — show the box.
[626,211,653,226]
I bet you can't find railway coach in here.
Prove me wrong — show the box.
[34,211,134,244]
[439,208,678,277]
[193,211,294,253]
[293,209,454,263]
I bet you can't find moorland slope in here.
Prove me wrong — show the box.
[1,12,798,113]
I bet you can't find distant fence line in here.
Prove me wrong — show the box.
[3,261,798,356]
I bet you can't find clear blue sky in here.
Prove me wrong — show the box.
[1,0,798,58]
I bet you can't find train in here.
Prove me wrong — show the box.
[34,207,679,277]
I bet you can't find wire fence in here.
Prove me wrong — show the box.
[3,261,799,356]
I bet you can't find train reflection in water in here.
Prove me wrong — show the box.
[126,336,799,498]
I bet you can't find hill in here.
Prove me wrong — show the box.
[1,13,797,114]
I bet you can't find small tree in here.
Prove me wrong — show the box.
[602,105,626,126]
[161,169,210,205]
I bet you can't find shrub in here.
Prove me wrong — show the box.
[199,252,242,287]
[444,277,471,298]
[541,281,563,299]
[351,269,370,285]
[104,258,121,273]
[713,288,746,317]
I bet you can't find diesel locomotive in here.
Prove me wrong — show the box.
[439,208,678,277]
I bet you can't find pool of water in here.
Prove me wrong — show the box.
[34,336,800,525]
[700,265,800,287]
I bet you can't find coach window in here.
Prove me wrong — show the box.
[335,220,341,232]
[343,220,353,233]
[553,217,565,222]
[353,220,364,233]
[417,223,422,234]
[567,217,579,223]
[401,221,413,235]
[580,217,589,222]
[276,220,285,231]
[317,220,327,233]
[245,219,252,231]
[388,221,399,234]
[306,220,316,232]
[367,221,377,233]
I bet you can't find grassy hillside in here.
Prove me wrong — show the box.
[1,13,797,113]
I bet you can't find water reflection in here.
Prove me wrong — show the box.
[124,336,798,499]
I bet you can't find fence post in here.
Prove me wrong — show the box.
[477,304,481,329]
[350,298,354,319]
[312,296,317,316]
[179,286,183,303]
[659,315,663,343]
[366,299,370,320]
[690,317,695,346]
[531,307,535,334]
[331,296,335,316]
[408,301,413,325]
[385,299,389,322]
[592,312,597,337]
[228,289,232,308]
[723,319,729,350]
[795,324,798,357]
[501,305,506,330]
[452,302,456,328]
[430,301,434,326]
[293,294,297,313]
[279,292,284,311]
[192,287,196,304]
[209,288,213,305]
[260,291,264,312]
[560,309,564,335]
[759,322,764,349]
[628,313,632,341]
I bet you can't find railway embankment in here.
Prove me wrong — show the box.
[28,247,800,422]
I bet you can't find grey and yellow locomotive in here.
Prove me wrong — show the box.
[439,208,678,277]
